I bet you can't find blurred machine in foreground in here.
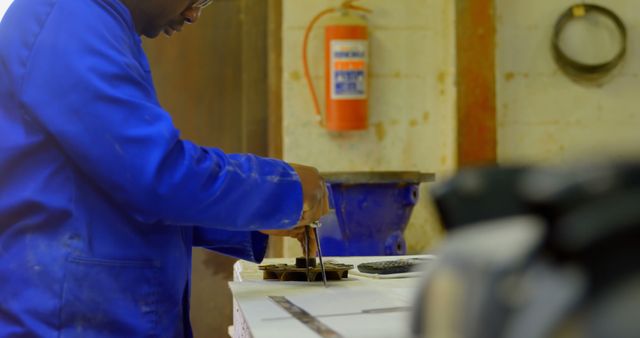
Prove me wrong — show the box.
[319,171,435,256]
[414,160,640,338]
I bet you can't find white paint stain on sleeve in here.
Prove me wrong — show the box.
[0,0,15,22]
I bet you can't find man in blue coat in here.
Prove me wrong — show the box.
[0,0,328,336]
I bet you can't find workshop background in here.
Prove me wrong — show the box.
[143,0,640,336]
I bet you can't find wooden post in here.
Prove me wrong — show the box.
[456,0,497,167]
[266,0,285,258]
[241,0,269,156]
[267,0,283,161]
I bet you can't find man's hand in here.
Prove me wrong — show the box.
[261,163,328,256]
[289,163,330,226]
[261,227,317,257]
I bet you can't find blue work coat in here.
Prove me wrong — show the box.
[0,0,302,336]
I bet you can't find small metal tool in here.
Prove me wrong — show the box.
[304,226,311,282]
[310,221,328,287]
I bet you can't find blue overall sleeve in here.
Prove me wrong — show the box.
[17,1,302,232]
[192,226,269,262]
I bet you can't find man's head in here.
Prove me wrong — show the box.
[121,0,212,38]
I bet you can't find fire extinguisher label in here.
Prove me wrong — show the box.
[330,40,368,100]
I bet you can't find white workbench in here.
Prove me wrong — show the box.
[229,255,434,338]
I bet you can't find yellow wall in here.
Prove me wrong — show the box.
[496,0,640,164]
[281,0,457,256]
[279,0,640,256]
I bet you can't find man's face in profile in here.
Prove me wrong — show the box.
[134,0,211,38]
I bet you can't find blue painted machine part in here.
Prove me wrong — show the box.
[318,173,431,256]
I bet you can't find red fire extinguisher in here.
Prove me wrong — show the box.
[303,1,371,131]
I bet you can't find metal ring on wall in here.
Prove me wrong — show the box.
[552,3,627,85]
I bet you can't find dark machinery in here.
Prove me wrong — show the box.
[415,160,640,338]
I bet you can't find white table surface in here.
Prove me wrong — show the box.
[229,255,435,338]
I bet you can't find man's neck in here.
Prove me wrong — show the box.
[117,0,144,36]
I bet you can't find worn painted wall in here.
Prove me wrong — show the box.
[281,0,457,255]
[496,0,640,164]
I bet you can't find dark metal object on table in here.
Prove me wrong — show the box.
[295,256,316,268]
[260,222,347,283]
[357,258,430,275]
[552,3,626,85]
[258,262,353,282]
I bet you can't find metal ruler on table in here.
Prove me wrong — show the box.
[268,296,343,338]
